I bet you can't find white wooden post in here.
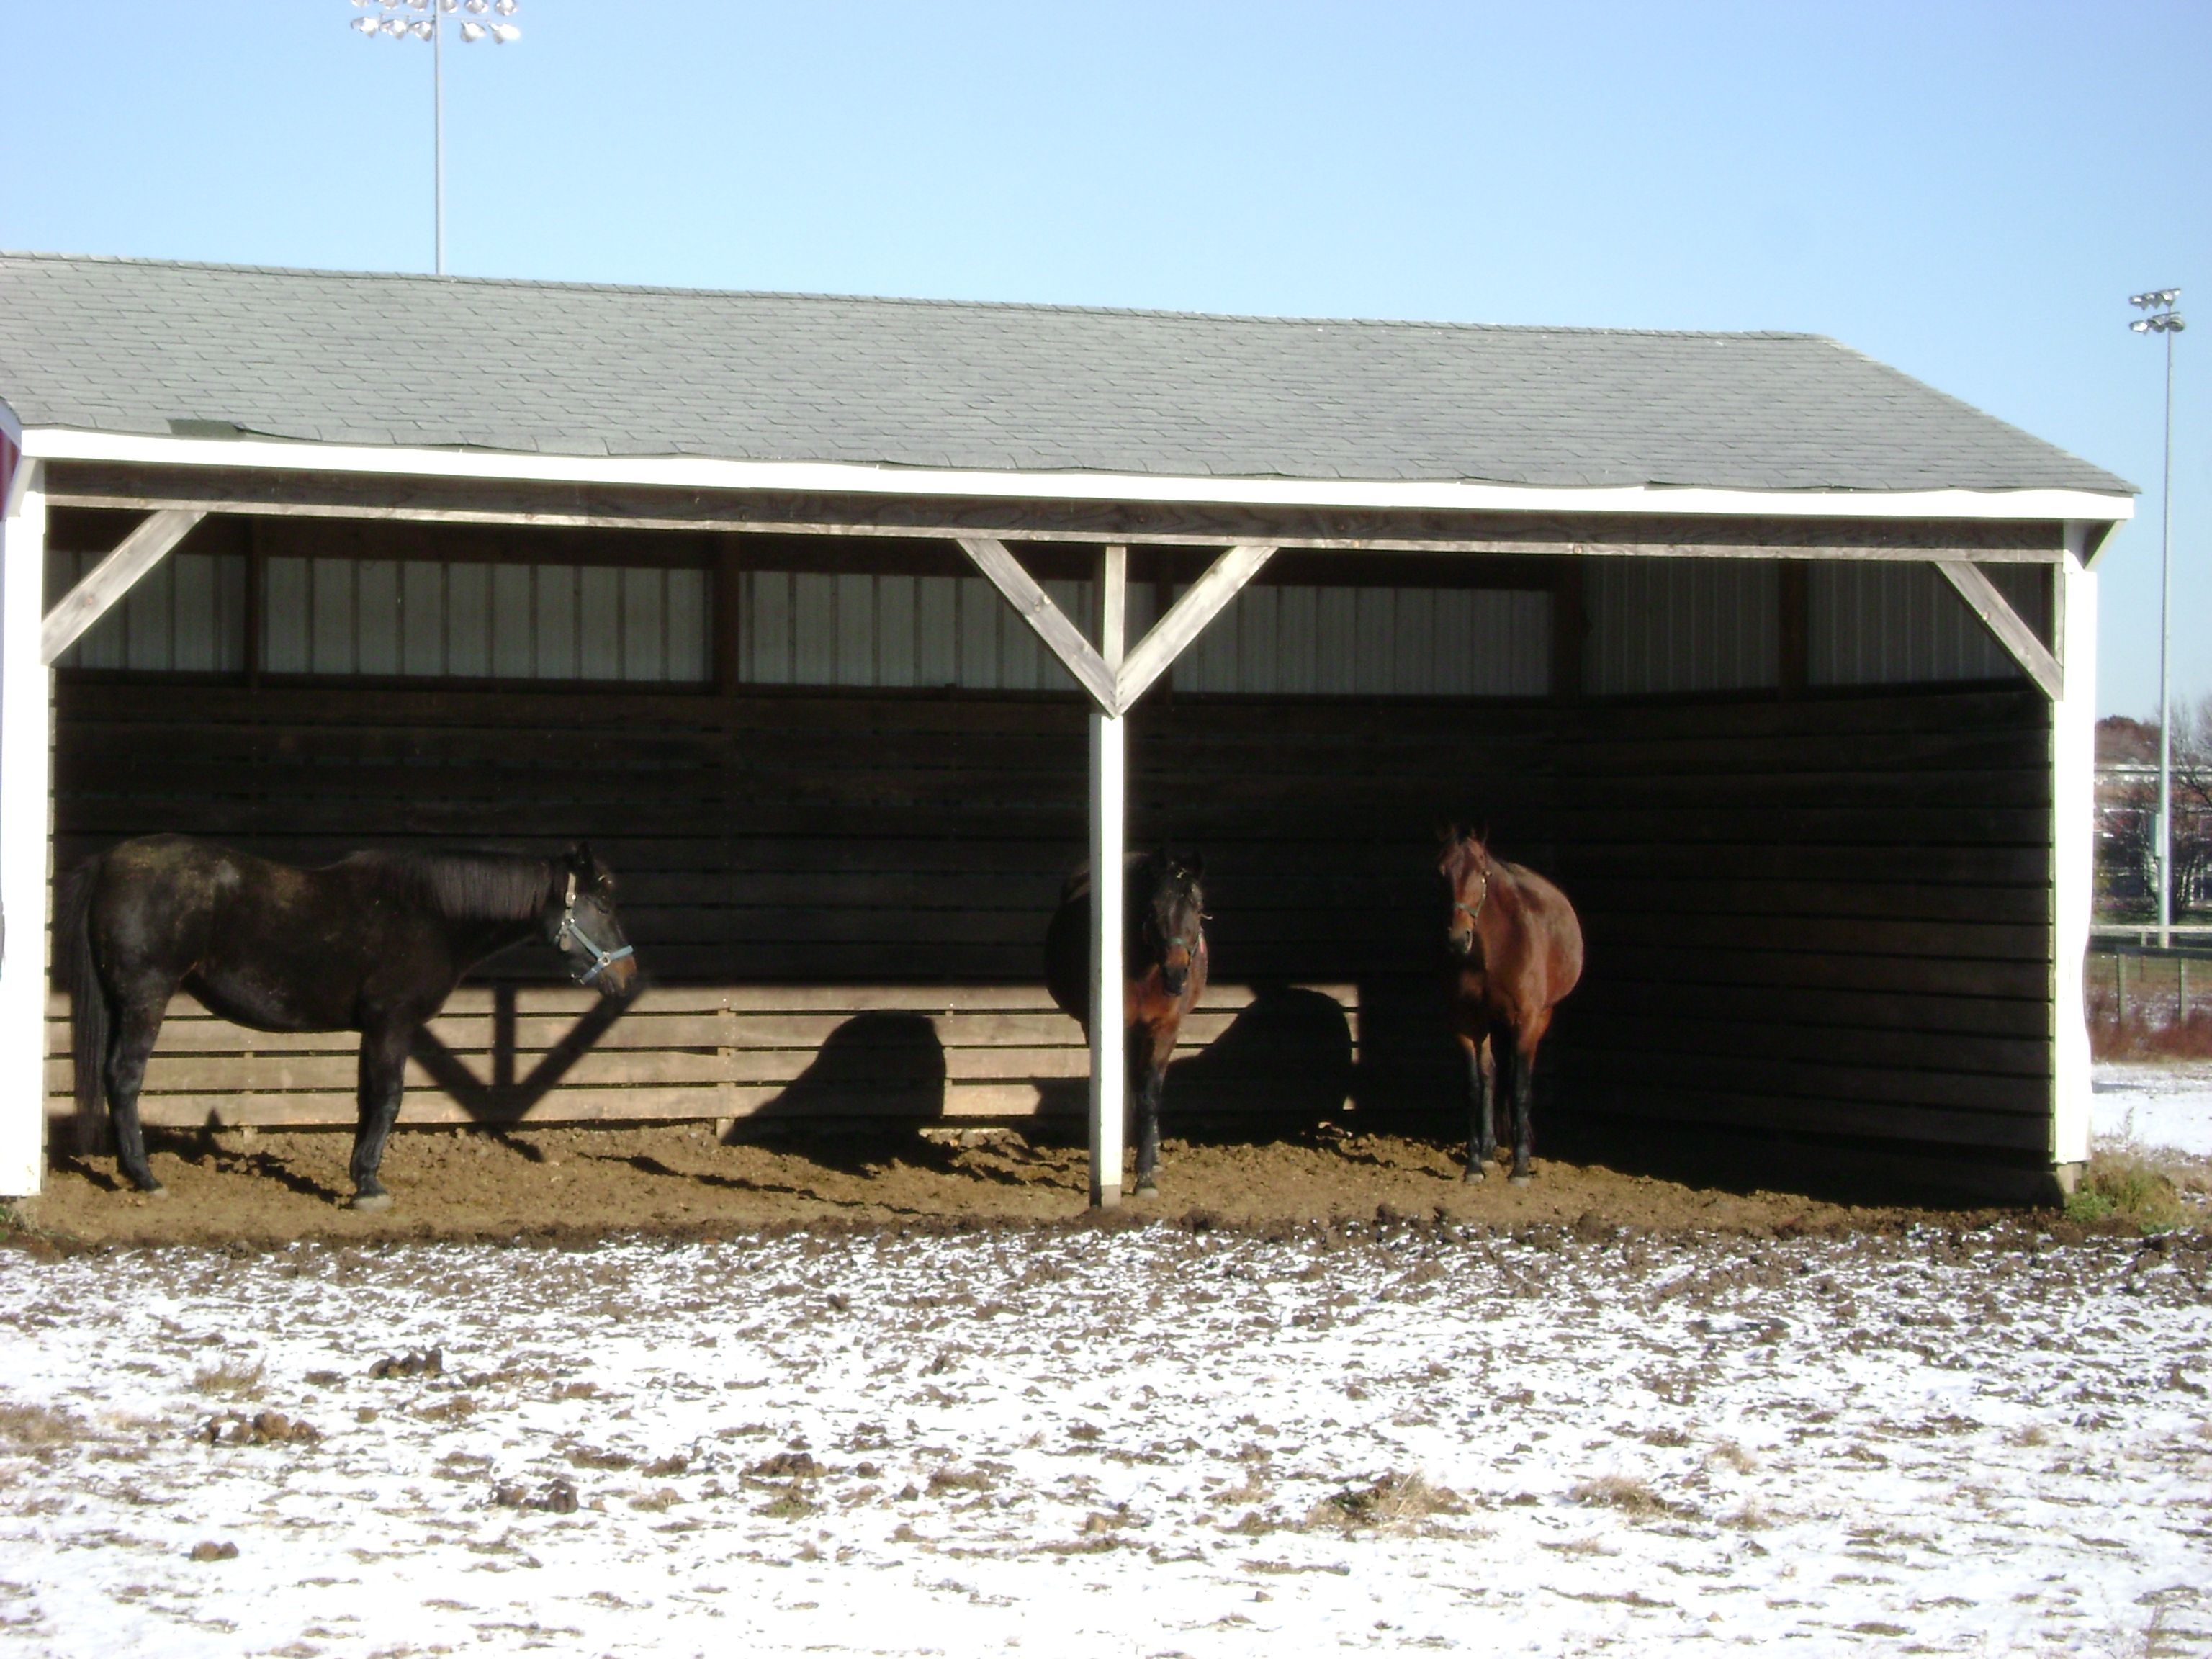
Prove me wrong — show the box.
[1089,544,1127,1209]
[2051,530,2098,1182]
[0,459,51,1198]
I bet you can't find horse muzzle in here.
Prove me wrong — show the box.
[593,953,639,999]
[1446,927,1474,959]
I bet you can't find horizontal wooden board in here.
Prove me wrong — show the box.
[48,675,2063,1160]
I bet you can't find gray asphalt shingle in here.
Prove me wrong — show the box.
[0,252,2131,495]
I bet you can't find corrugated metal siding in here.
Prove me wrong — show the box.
[1809,562,2046,687]
[263,557,710,683]
[1173,585,1550,696]
[46,549,248,673]
[1584,558,1779,696]
[735,572,1141,693]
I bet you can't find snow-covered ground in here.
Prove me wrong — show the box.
[1,1223,2208,1658]
[2094,1062,2212,1159]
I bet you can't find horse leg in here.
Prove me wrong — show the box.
[1459,1031,1493,1182]
[104,997,171,1196]
[1132,1022,1170,1198]
[348,1021,413,1211]
[1507,1038,1536,1187]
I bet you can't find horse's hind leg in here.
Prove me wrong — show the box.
[348,1022,413,1211]
[105,998,171,1196]
[1460,1032,1495,1182]
[1506,1040,1536,1187]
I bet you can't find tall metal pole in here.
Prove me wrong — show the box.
[433,8,446,275]
[2159,320,2175,947]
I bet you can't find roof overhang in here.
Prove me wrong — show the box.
[18,427,2135,529]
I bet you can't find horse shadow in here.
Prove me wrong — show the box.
[737,1011,950,1171]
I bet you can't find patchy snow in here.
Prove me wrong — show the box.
[1,1223,2208,1658]
[2093,1063,2212,1158]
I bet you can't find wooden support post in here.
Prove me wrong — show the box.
[2049,530,2097,1172]
[243,516,265,688]
[1778,559,1808,699]
[40,508,206,665]
[1115,543,1276,707]
[1089,544,1128,1210]
[0,459,50,1197]
[713,533,745,695]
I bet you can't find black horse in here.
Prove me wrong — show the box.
[61,835,638,1209]
[1044,848,1207,1198]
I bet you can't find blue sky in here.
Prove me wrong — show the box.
[2,1,2203,719]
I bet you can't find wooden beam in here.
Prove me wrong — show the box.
[48,462,2070,560]
[1934,559,2062,700]
[955,535,1120,713]
[40,508,205,665]
[1117,543,1277,707]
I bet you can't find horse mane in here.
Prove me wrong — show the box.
[348,850,556,922]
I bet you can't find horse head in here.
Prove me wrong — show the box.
[1139,848,1206,999]
[1439,827,1493,961]
[550,842,639,998]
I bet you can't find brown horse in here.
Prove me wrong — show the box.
[1439,830,1583,1186]
[1044,849,1208,1197]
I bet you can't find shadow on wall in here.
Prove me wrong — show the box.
[1030,986,1358,1131]
[753,1011,948,1122]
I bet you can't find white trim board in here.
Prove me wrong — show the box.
[18,428,2135,526]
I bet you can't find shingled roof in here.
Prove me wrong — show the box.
[0,251,2131,495]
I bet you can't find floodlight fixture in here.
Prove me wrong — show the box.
[2131,286,2186,945]
[344,0,521,274]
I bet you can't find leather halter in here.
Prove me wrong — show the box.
[1451,862,1492,927]
[555,871,634,987]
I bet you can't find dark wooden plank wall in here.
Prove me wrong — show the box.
[1545,688,2055,1172]
[45,679,2055,1174]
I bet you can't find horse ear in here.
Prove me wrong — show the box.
[568,842,595,875]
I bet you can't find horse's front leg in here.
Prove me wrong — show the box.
[348,1020,415,1211]
[1131,1022,1172,1198]
[1458,1030,1494,1182]
[106,997,172,1196]
[1506,1040,1535,1187]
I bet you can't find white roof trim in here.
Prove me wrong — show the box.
[19,427,2135,523]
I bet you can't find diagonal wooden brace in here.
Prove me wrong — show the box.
[42,508,207,665]
[956,536,1121,712]
[1935,559,2062,701]
[1118,543,1277,706]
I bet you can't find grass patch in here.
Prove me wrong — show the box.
[0,1400,84,1449]
[189,1358,265,1401]
[1704,1439,1758,1474]
[1308,1472,1463,1530]
[2067,1147,2187,1229]
[1570,1474,1686,1517]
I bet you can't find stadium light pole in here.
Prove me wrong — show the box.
[349,0,521,275]
[2131,287,2185,947]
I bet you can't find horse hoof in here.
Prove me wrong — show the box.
[140,1184,170,1200]
[1136,1183,1159,1200]
[1462,1167,1486,1184]
[1509,1174,1533,1189]
[346,1192,394,1213]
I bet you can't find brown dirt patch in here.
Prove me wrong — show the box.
[10,1119,2014,1249]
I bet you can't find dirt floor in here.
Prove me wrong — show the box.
[11,1116,2054,1249]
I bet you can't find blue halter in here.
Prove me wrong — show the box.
[556,872,634,986]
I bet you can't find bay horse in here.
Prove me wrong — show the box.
[1043,848,1207,1198]
[1439,829,1582,1187]
[60,835,637,1210]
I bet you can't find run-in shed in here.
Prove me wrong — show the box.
[0,254,2134,1203]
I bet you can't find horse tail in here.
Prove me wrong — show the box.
[59,854,107,1118]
